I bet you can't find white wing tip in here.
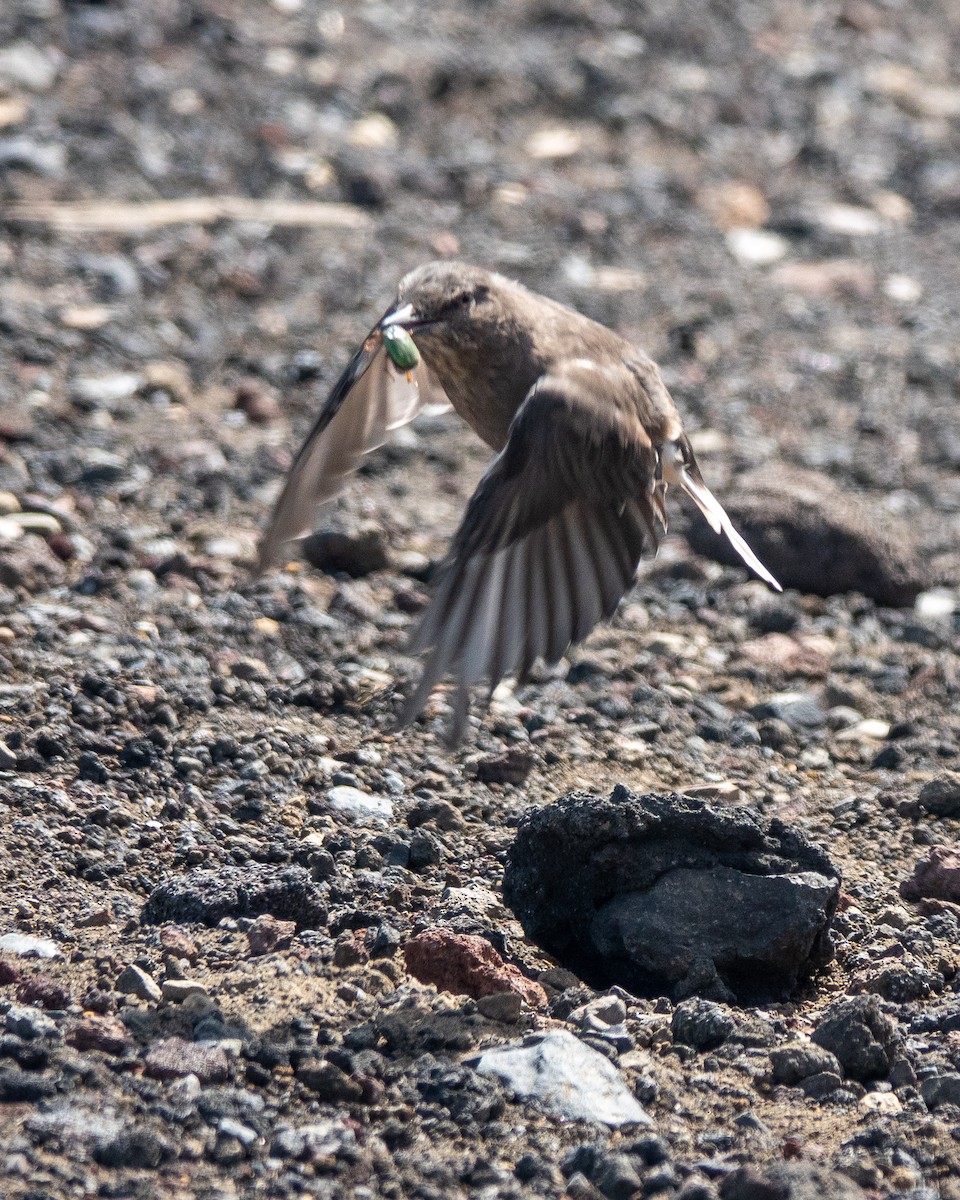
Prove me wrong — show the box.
[665,448,781,591]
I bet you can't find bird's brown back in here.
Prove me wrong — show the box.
[412,273,680,451]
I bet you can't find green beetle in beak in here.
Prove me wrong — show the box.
[382,324,420,372]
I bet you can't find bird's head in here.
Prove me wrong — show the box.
[380,262,498,347]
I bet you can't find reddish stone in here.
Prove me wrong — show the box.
[158,925,199,963]
[17,974,72,1009]
[332,930,368,967]
[47,533,76,562]
[246,914,296,957]
[66,1016,132,1056]
[233,379,279,423]
[404,929,546,1009]
[75,906,113,928]
[0,959,23,986]
[144,1036,229,1084]
[902,845,960,902]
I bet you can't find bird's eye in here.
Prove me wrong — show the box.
[455,290,472,307]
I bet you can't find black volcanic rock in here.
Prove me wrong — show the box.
[502,787,840,1002]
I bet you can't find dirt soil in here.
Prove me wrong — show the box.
[1,1,960,1198]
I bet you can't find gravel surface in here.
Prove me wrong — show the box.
[1,2,960,1198]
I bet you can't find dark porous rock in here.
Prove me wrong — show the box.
[811,996,900,1081]
[416,1059,508,1126]
[919,1071,960,1110]
[684,465,928,606]
[719,1162,867,1200]
[141,865,326,929]
[0,1033,49,1069]
[798,1070,848,1100]
[677,1178,718,1200]
[373,1005,481,1057]
[643,1164,680,1193]
[296,1058,365,1103]
[408,828,443,871]
[671,998,736,1050]
[589,1152,645,1200]
[770,1041,842,1085]
[301,522,389,577]
[911,1001,960,1034]
[0,1065,57,1102]
[917,772,960,817]
[627,1135,670,1166]
[864,961,942,1003]
[502,787,840,1002]
[93,1126,176,1169]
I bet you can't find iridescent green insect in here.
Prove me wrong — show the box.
[382,324,420,372]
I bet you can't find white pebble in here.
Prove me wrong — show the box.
[816,204,883,236]
[884,274,923,303]
[726,228,789,266]
[326,786,393,824]
[915,589,956,618]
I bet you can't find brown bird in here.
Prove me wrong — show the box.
[258,262,781,743]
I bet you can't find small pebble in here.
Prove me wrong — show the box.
[161,979,209,1004]
[144,1036,229,1084]
[115,963,162,1003]
[476,991,524,1022]
[726,228,789,266]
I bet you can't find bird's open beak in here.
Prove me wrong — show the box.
[380,303,440,331]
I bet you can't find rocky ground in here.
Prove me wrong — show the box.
[1,1,960,1197]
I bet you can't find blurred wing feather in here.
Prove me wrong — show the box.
[398,362,664,741]
[258,333,449,572]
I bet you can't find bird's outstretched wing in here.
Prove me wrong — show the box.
[257,323,449,572]
[398,360,668,744]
